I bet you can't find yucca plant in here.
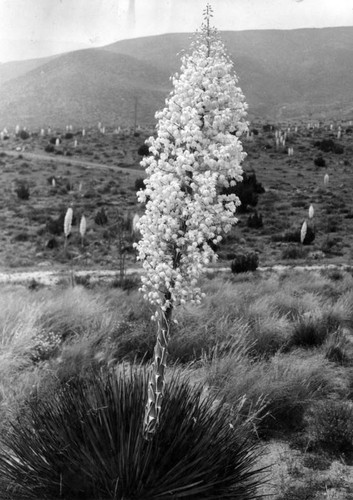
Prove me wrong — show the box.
[0,366,267,499]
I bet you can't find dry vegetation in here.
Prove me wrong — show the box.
[1,119,353,274]
[1,120,353,497]
[1,270,353,497]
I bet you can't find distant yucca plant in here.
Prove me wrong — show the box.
[0,366,267,499]
[300,220,307,244]
[79,215,86,247]
[308,204,314,219]
[64,207,73,239]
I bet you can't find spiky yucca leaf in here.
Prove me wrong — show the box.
[0,366,267,499]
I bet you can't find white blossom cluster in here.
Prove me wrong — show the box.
[136,25,248,311]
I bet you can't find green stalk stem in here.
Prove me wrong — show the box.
[144,299,172,439]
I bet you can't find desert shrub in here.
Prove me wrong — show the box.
[262,124,274,132]
[15,182,30,200]
[135,177,146,191]
[231,253,259,273]
[314,155,326,167]
[94,207,108,225]
[46,210,76,235]
[246,311,292,357]
[64,132,73,139]
[308,400,353,455]
[11,232,30,242]
[205,349,334,435]
[46,237,59,249]
[29,329,63,362]
[137,143,150,156]
[44,144,55,153]
[314,138,335,153]
[324,329,351,365]
[282,224,315,245]
[325,214,341,232]
[334,143,344,154]
[18,130,30,140]
[0,367,266,499]
[286,312,339,350]
[222,171,264,212]
[281,245,308,260]
[247,211,263,229]
[321,236,341,254]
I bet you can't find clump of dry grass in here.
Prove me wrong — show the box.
[204,345,339,435]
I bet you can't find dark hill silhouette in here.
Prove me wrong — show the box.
[1,27,353,127]
[0,48,170,127]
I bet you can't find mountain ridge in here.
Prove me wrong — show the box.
[1,27,353,127]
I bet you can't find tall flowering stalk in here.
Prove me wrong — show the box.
[64,207,73,250]
[136,5,248,438]
[79,215,86,247]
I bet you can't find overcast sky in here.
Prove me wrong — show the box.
[0,0,352,63]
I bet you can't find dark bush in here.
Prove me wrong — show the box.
[94,207,108,226]
[281,245,307,260]
[282,225,315,245]
[222,171,265,212]
[247,211,263,229]
[18,130,30,140]
[231,253,259,273]
[46,211,76,236]
[314,139,344,154]
[15,183,30,200]
[137,144,150,156]
[12,232,30,242]
[309,400,353,455]
[287,313,338,349]
[0,367,266,499]
[44,144,55,153]
[314,156,326,167]
[46,237,59,249]
[262,124,274,132]
[50,137,61,145]
[135,177,146,191]
[326,215,340,233]
[64,133,73,140]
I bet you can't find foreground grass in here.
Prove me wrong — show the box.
[1,269,353,497]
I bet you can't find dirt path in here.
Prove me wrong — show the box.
[0,264,352,287]
[1,149,145,176]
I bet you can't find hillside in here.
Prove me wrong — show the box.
[1,27,353,127]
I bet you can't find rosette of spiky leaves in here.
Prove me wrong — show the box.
[135,4,248,313]
[0,366,267,499]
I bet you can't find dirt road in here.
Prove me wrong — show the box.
[1,149,145,176]
[0,264,352,287]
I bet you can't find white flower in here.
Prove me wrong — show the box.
[300,220,307,244]
[79,215,87,238]
[136,21,248,309]
[64,208,73,237]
